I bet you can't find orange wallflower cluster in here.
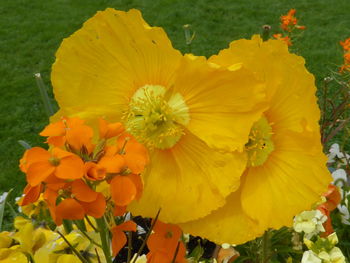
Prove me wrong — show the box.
[339,37,350,73]
[272,34,292,46]
[317,184,342,236]
[273,9,306,46]
[147,220,187,263]
[19,117,148,225]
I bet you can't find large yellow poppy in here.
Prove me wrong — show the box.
[51,9,267,223]
[180,36,332,244]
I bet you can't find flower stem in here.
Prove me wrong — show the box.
[95,217,113,263]
[260,230,271,263]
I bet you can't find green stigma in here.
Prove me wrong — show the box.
[245,116,274,167]
[125,85,190,150]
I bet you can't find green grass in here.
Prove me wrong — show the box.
[1,0,350,197]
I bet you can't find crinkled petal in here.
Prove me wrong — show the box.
[129,131,247,223]
[241,130,331,230]
[51,8,182,123]
[180,187,263,245]
[175,55,267,152]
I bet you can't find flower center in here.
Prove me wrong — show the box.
[49,157,61,166]
[125,85,190,150]
[245,116,274,167]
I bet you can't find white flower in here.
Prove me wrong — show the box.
[328,143,350,165]
[293,210,327,238]
[331,169,348,187]
[318,247,346,263]
[337,205,350,225]
[302,250,322,263]
[0,192,8,203]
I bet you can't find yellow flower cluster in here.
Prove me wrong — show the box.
[43,8,330,246]
[0,217,104,263]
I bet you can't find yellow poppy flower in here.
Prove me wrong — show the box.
[51,9,267,223]
[180,36,332,244]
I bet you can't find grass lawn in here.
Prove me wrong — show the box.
[1,0,350,197]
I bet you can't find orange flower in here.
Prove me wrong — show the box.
[19,184,42,206]
[280,9,305,33]
[24,147,84,186]
[40,117,94,152]
[273,34,292,46]
[111,221,137,256]
[84,162,107,181]
[98,146,126,173]
[110,174,143,208]
[340,37,350,51]
[43,179,106,225]
[281,9,298,31]
[317,184,341,236]
[321,184,341,211]
[317,203,334,236]
[147,220,186,263]
[99,118,124,139]
[117,134,149,174]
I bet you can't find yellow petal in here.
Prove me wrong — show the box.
[180,188,264,245]
[51,8,181,124]
[241,131,331,230]
[129,131,247,223]
[175,55,267,152]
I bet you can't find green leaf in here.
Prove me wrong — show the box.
[0,189,13,231]
[18,140,32,149]
[34,72,55,117]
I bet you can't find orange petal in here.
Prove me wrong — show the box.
[56,198,85,221]
[84,162,106,181]
[19,150,29,173]
[98,155,125,173]
[20,184,42,206]
[52,147,73,159]
[117,221,137,232]
[47,136,66,147]
[103,145,119,157]
[55,155,84,180]
[322,184,341,211]
[27,161,55,186]
[148,220,182,254]
[118,136,149,174]
[110,176,137,206]
[44,174,67,191]
[128,174,143,200]
[111,228,127,256]
[114,205,127,216]
[40,121,65,136]
[26,147,51,165]
[80,193,106,218]
[66,124,94,152]
[111,221,137,256]
[71,179,98,202]
[99,118,124,139]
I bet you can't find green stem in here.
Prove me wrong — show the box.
[57,230,89,263]
[261,230,271,263]
[95,217,113,263]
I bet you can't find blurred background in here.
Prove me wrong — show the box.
[1,0,350,195]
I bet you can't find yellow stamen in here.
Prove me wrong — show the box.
[245,116,274,167]
[124,85,190,149]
